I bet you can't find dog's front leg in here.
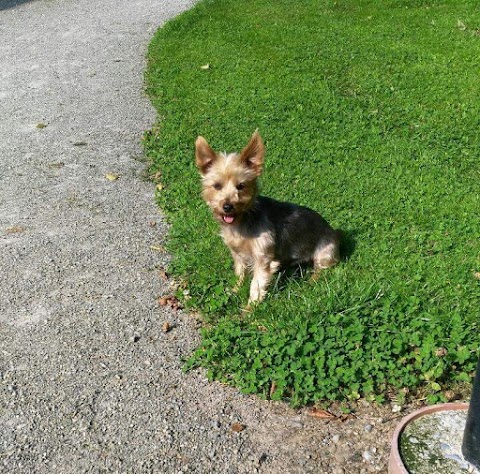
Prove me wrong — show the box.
[231,251,247,293]
[248,260,280,304]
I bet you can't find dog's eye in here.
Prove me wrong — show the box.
[213,182,223,190]
[236,183,245,191]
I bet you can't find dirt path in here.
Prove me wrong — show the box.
[0,1,399,472]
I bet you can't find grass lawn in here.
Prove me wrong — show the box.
[145,0,480,406]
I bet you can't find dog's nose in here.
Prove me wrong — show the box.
[223,203,234,213]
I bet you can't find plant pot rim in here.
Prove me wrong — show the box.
[388,402,469,474]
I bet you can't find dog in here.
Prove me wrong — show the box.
[195,130,341,305]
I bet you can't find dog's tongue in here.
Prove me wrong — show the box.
[223,215,235,224]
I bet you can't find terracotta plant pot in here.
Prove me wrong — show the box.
[388,402,469,474]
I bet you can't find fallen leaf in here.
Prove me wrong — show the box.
[158,297,169,306]
[269,382,277,398]
[474,272,480,280]
[443,390,457,401]
[48,162,65,169]
[36,122,47,129]
[149,221,157,227]
[106,173,120,181]
[168,296,182,310]
[156,183,164,191]
[158,269,169,282]
[338,413,355,422]
[73,141,88,146]
[162,322,172,333]
[231,422,246,432]
[6,226,26,234]
[150,245,166,252]
[158,295,182,311]
[150,171,162,182]
[308,407,336,419]
[435,347,448,357]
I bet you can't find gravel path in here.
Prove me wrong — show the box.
[0,0,398,472]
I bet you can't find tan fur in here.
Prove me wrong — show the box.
[224,226,278,302]
[196,132,262,227]
[314,241,340,269]
[200,155,258,224]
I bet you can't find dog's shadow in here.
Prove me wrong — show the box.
[270,229,357,292]
[339,229,357,262]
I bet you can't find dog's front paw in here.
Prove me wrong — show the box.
[242,301,258,314]
[232,279,244,294]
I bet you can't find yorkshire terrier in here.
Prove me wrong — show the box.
[195,130,341,305]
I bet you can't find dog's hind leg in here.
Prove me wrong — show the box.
[312,235,340,279]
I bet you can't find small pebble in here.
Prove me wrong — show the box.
[331,434,340,443]
[445,453,464,463]
[289,421,303,429]
[231,422,246,433]
[364,423,374,433]
[362,450,373,462]
[162,322,172,333]
[439,442,450,452]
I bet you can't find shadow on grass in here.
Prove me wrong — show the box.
[339,229,357,262]
[269,229,357,293]
[0,0,35,11]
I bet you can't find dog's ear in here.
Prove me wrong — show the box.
[239,130,264,177]
[195,136,217,175]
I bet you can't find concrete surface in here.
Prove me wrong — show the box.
[0,1,396,472]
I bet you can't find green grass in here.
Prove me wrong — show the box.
[145,0,480,406]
